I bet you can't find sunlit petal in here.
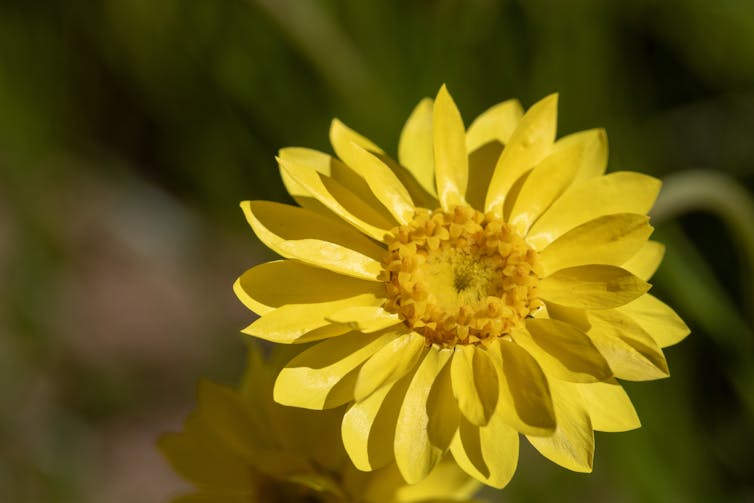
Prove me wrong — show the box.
[539,265,650,309]
[399,98,436,196]
[274,331,397,409]
[433,85,469,210]
[485,94,558,215]
[538,214,653,275]
[527,172,661,249]
[527,379,594,472]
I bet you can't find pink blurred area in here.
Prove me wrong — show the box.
[1,159,258,502]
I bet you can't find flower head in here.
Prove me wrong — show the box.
[159,345,479,502]
[235,85,690,488]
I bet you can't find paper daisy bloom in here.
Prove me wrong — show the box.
[159,345,480,502]
[235,85,690,488]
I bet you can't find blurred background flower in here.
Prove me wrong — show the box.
[1,0,753,502]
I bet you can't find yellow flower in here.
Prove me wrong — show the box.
[235,85,690,488]
[159,345,480,502]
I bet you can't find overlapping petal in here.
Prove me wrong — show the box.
[539,265,650,309]
[450,345,499,426]
[616,294,690,347]
[354,332,427,401]
[274,331,398,409]
[488,339,556,436]
[450,412,519,489]
[587,310,670,380]
[242,200,384,280]
[465,98,523,151]
[343,143,416,224]
[485,94,558,215]
[526,172,661,250]
[395,349,457,483]
[515,319,612,383]
[553,128,608,182]
[235,260,384,315]
[506,139,582,233]
[433,85,469,210]
[278,154,396,240]
[575,380,641,432]
[399,98,436,196]
[343,370,413,471]
[537,214,653,275]
[527,379,594,472]
[622,240,666,280]
[243,294,381,343]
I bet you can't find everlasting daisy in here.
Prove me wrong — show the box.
[159,345,480,502]
[235,85,690,488]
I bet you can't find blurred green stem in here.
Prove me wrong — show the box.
[652,171,754,417]
[249,0,391,121]
[652,169,754,321]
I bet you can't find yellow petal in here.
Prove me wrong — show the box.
[394,348,455,483]
[277,147,347,212]
[396,457,482,501]
[622,240,666,281]
[553,128,608,182]
[329,119,437,209]
[488,339,556,436]
[574,380,641,432]
[158,416,253,490]
[327,305,403,333]
[527,172,661,249]
[506,138,582,233]
[433,84,468,210]
[346,143,416,224]
[398,98,436,196]
[465,140,503,212]
[449,412,519,489]
[243,294,381,344]
[538,214,653,275]
[517,319,612,383]
[616,294,690,347]
[463,97,525,212]
[544,302,591,332]
[427,352,460,451]
[527,379,594,473]
[278,147,379,222]
[485,94,558,215]
[274,331,397,409]
[242,200,384,280]
[240,349,342,473]
[450,345,499,426]
[278,156,394,241]
[342,365,416,471]
[234,260,383,315]
[587,310,670,381]
[381,153,439,210]
[329,118,382,168]
[539,265,650,309]
[466,98,524,152]
[354,332,427,401]
[195,381,257,462]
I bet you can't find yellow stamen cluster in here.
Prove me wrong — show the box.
[383,206,542,348]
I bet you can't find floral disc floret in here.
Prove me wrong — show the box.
[383,205,543,348]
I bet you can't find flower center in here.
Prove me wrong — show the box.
[383,206,542,348]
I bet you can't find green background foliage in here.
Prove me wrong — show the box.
[1,0,753,501]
